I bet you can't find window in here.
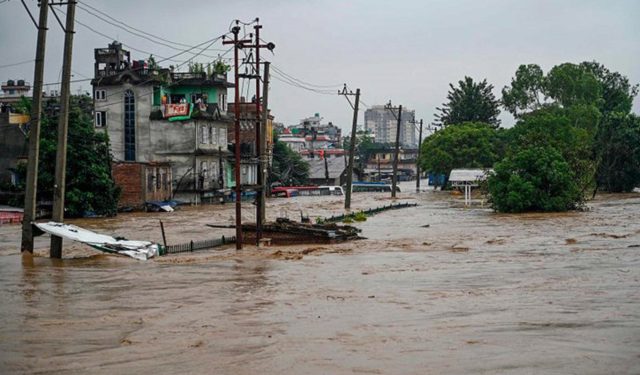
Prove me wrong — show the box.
[201,125,209,144]
[95,111,107,127]
[219,127,227,146]
[218,93,226,111]
[212,127,219,146]
[156,168,161,190]
[208,126,214,144]
[94,89,106,101]
[124,90,136,161]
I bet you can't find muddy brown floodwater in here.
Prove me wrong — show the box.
[1,183,639,374]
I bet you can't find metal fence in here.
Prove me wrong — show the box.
[160,236,235,255]
[324,202,418,223]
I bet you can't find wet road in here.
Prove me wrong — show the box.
[1,185,639,374]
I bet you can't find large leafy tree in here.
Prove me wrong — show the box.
[595,113,640,193]
[488,146,582,213]
[502,61,638,118]
[502,61,638,194]
[419,122,500,184]
[269,135,309,186]
[435,76,501,127]
[16,95,120,216]
[504,107,599,194]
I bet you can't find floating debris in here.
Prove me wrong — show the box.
[34,222,159,260]
[207,218,363,245]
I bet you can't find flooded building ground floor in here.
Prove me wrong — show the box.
[0,183,639,374]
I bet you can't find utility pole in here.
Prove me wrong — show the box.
[410,118,423,193]
[50,0,77,258]
[254,23,263,245]
[385,102,402,198]
[21,0,49,254]
[223,24,252,249]
[338,85,359,210]
[260,62,270,221]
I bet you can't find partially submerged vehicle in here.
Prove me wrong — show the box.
[271,185,344,198]
[351,181,400,193]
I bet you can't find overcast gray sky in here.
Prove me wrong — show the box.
[1,0,638,133]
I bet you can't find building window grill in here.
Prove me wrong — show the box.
[124,90,136,161]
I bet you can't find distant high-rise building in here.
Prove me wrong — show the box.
[364,105,416,146]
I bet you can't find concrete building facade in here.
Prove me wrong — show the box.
[92,42,233,204]
[364,105,416,147]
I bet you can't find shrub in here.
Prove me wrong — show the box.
[488,146,582,212]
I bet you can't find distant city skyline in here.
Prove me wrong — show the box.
[0,0,638,135]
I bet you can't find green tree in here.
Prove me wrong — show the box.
[343,131,392,171]
[270,134,309,186]
[504,107,598,194]
[488,146,582,213]
[419,122,500,184]
[502,61,637,118]
[595,113,640,192]
[501,64,548,117]
[502,61,639,194]
[435,76,501,127]
[579,61,639,115]
[17,95,120,216]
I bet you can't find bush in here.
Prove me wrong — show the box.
[353,211,367,222]
[488,146,582,212]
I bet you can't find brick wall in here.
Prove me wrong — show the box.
[112,163,144,209]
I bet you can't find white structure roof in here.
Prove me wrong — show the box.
[449,168,492,186]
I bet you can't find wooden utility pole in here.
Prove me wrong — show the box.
[414,119,423,193]
[385,102,402,198]
[260,62,270,221]
[338,86,360,210]
[50,0,77,258]
[21,0,49,254]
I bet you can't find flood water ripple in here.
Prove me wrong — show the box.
[1,187,639,374]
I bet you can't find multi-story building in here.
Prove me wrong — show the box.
[364,105,416,147]
[91,41,232,205]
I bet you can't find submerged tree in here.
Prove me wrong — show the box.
[434,76,501,128]
[15,95,120,216]
[419,122,500,185]
[488,146,582,213]
[594,113,640,193]
[270,134,310,186]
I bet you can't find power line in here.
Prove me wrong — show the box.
[76,3,225,59]
[269,70,337,95]
[271,64,343,89]
[0,59,34,69]
[79,2,226,52]
[58,7,228,65]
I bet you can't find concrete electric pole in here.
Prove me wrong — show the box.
[50,0,77,258]
[385,101,402,199]
[338,85,360,210]
[21,0,50,254]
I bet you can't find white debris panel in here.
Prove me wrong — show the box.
[34,222,158,260]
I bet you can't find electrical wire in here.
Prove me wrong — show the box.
[271,64,343,89]
[76,4,225,59]
[0,59,34,69]
[79,2,226,53]
[270,70,337,95]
